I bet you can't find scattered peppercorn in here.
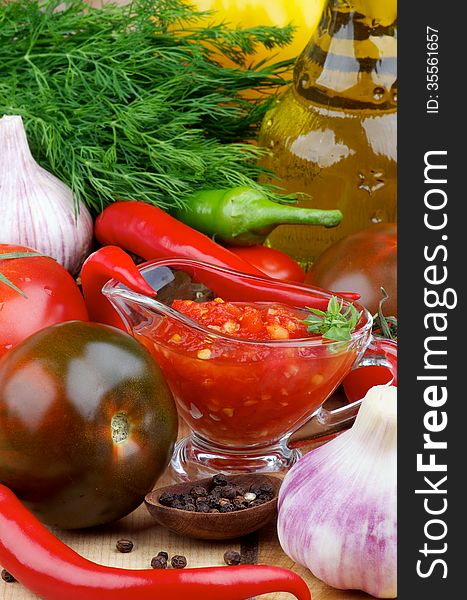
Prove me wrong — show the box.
[224,550,242,566]
[151,556,168,569]
[1,569,16,583]
[157,474,275,513]
[157,551,169,561]
[171,555,187,569]
[115,539,134,553]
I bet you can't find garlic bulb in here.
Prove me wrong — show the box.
[0,115,93,274]
[278,385,397,598]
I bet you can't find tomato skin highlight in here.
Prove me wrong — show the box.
[306,224,397,316]
[0,244,88,358]
[0,321,178,529]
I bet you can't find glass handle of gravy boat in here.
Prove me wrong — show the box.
[288,336,397,447]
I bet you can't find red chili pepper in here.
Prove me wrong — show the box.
[94,202,358,301]
[81,247,360,329]
[95,202,267,276]
[227,245,306,283]
[0,483,311,600]
[80,245,157,329]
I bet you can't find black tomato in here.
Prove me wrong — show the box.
[0,321,178,529]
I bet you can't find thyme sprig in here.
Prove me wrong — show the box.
[372,288,397,341]
[304,296,361,342]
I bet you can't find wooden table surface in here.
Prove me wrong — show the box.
[1,425,371,600]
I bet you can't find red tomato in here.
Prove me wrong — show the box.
[0,244,88,358]
[342,338,397,403]
[306,224,397,316]
[228,245,306,282]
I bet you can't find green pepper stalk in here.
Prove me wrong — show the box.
[173,187,343,246]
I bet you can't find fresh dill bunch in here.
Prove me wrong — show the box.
[0,0,295,213]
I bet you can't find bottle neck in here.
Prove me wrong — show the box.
[294,0,397,111]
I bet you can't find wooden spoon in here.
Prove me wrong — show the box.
[145,474,281,540]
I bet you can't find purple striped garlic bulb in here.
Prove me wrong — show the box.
[0,115,93,274]
[278,385,397,598]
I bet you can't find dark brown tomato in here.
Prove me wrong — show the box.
[306,224,397,317]
[0,321,178,529]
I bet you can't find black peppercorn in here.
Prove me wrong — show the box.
[249,484,262,496]
[224,550,242,566]
[171,555,187,569]
[249,499,265,508]
[212,473,228,487]
[190,485,208,498]
[1,569,16,583]
[218,498,232,508]
[210,485,225,498]
[259,482,274,496]
[159,492,176,506]
[116,539,134,553]
[209,496,220,508]
[151,556,167,569]
[197,502,210,513]
[233,496,247,509]
[157,551,169,560]
[221,485,237,500]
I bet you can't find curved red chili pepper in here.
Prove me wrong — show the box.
[94,202,359,300]
[0,484,311,600]
[95,202,267,276]
[81,246,157,329]
[81,247,361,329]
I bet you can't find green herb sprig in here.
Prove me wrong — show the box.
[304,296,361,342]
[372,288,397,341]
[0,0,295,213]
[0,252,46,297]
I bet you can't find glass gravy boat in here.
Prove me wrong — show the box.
[102,258,392,479]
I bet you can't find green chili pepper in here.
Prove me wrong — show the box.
[173,187,343,246]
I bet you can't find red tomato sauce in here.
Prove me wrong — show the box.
[137,299,356,447]
[171,298,309,341]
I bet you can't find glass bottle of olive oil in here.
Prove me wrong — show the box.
[258,0,397,267]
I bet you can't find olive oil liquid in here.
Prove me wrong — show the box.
[258,0,397,268]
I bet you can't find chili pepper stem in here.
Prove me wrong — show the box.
[242,202,343,233]
[174,187,343,245]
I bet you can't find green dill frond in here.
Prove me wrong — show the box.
[0,0,296,213]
